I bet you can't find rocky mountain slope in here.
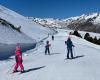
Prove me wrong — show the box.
[28,13,100,33]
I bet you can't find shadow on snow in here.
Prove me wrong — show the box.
[50,53,61,55]
[24,66,45,73]
[74,55,85,59]
[65,55,85,60]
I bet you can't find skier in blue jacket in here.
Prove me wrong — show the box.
[65,37,75,59]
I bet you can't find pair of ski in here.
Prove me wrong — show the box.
[10,70,26,74]
[64,57,75,60]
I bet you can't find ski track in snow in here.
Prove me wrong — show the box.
[0,30,100,80]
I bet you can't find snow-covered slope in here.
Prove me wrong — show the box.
[0,24,34,44]
[0,5,56,59]
[0,23,36,59]
[1,30,100,80]
[0,5,55,41]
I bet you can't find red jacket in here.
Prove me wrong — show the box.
[15,47,23,62]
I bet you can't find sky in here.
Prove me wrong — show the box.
[0,0,100,19]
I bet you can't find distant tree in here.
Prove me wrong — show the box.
[97,38,100,45]
[84,33,94,43]
[84,33,90,40]
[87,37,93,42]
[84,33,100,45]
[72,30,82,38]
[93,36,98,44]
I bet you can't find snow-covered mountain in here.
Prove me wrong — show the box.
[1,5,100,79]
[0,5,56,59]
[28,13,100,33]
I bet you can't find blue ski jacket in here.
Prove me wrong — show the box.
[65,39,74,49]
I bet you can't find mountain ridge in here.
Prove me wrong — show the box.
[28,13,100,33]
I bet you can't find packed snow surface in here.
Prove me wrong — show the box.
[0,30,100,80]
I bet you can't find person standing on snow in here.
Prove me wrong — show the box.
[65,37,75,59]
[45,40,51,55]
[52,35,54,40]
[13,43,24,73]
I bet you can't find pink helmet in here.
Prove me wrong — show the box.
[16,47,21,51]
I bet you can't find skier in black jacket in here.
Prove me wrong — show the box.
[52,35,54,40]
[65,37,75,59]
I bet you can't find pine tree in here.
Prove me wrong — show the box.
[93,36,98,44]
[73,30,82,38]
[88,37,93,42]
[97,38,100,45]
[84,33,90,40]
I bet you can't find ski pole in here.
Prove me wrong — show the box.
[7,63,16,73]
[73,47,76,57]
[50,46,53,54]
[50,43,54,54]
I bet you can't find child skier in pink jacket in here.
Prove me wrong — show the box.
[13,43,24,73]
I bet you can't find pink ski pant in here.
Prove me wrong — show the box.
[14,62,24,71]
